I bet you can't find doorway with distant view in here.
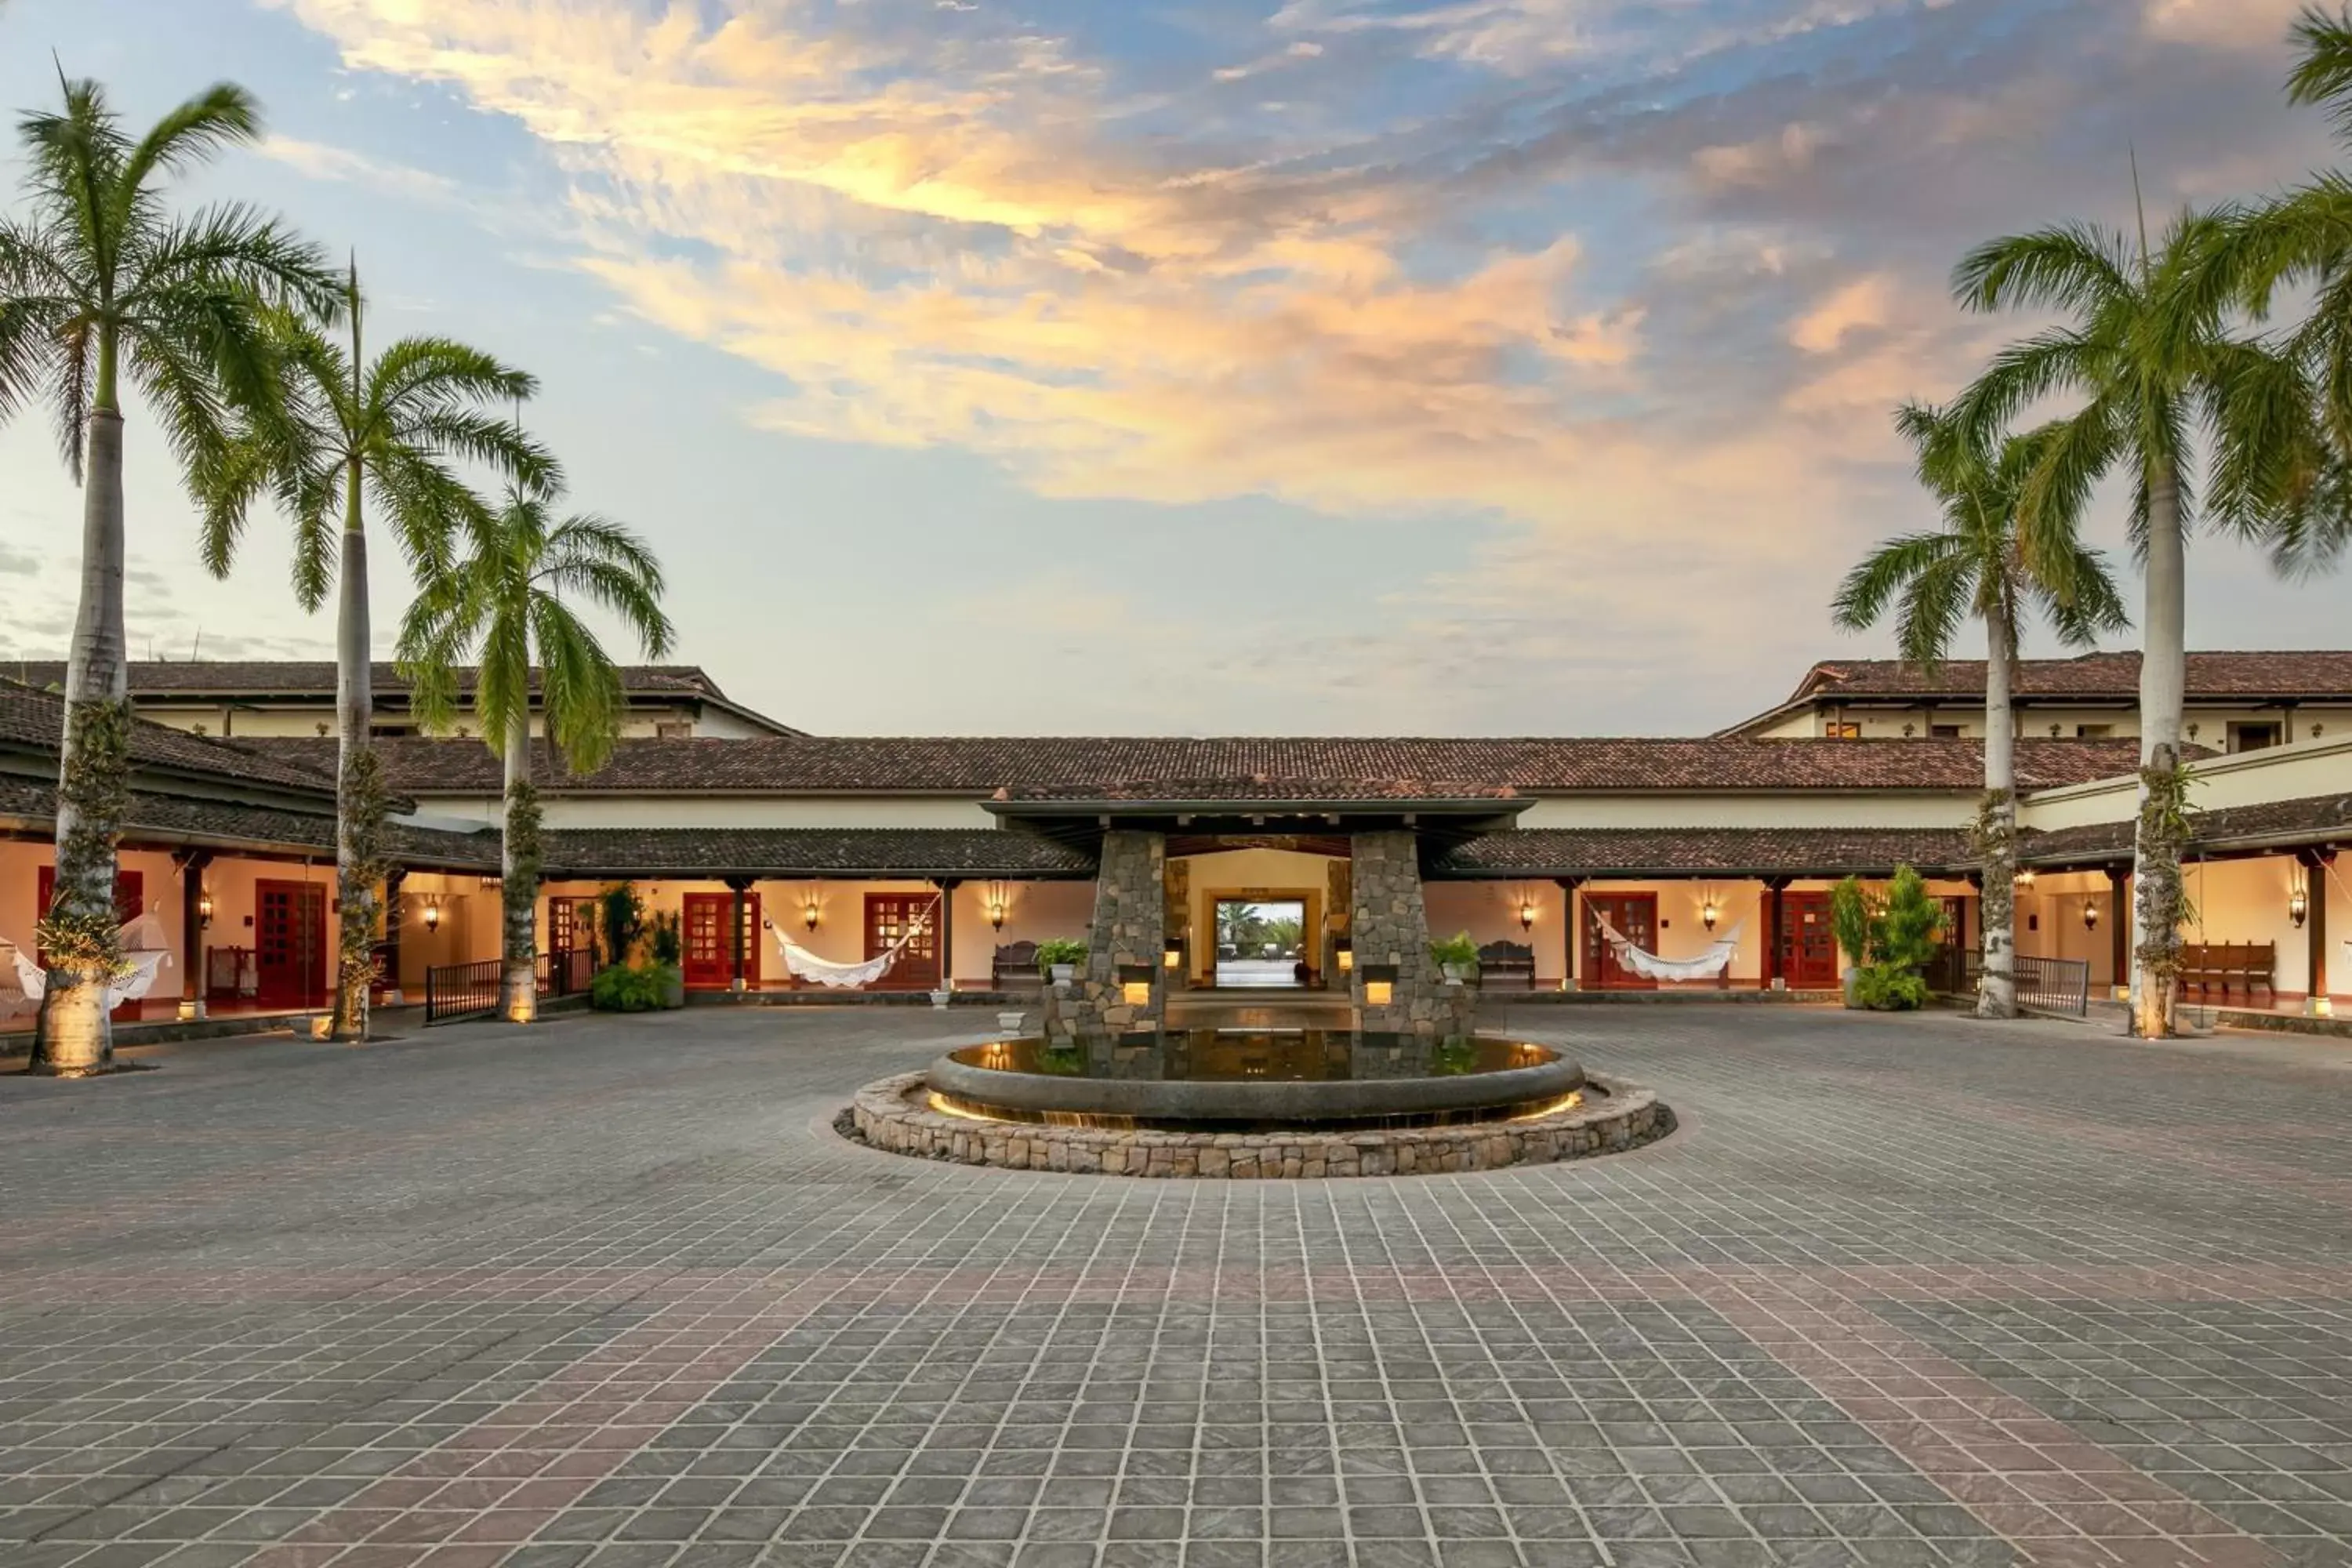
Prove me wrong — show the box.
[1213,898,1308,988]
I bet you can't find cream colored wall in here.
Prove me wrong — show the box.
[2180,856,2337,998]
[951,880,1095,985]
[536,797,1000,829]
[1571,880,1771,981]
[1176,848,1338,970]
[2013,870,2124,986]
[2023,735,2352,833]
[1761,703,2351,744]
[1422,881,1571,982]
[1517,793,1978,829]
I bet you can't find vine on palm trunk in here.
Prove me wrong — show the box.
[2133,760,2197,995]
[34,699,133,976]
[333,745,392,1027]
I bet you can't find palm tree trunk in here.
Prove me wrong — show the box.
[499,710,539,1023]
[329,459,376,1042]
[2133,460,2189,1039]
[32,401,129,1075]
[1977,619,2017,1020]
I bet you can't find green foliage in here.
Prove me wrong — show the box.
[332,742,392,1034]
[1428,931,1481,972]
[1832,866,1947,1011]
[40,699,132,980]
[648,910,682,968]
[597,881,645,966]
[590,961,678,1013]
[2134,759,2198,989]
[1035,937,1088,974]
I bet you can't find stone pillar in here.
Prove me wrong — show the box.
[1346,829,1472,1036]
[1043,830,1167,1038]
[1161,858,1189,991]
[1554,876,1581,993]
[1323,858,1352,990]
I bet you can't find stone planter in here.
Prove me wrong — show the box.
[1049,964,1076,984]
[1441,964,1469,985]
[996,1011,1026,1034]
[929,989,953,1009]
[662,971,686,1010]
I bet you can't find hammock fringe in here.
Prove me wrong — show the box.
[1590,911,1740,982]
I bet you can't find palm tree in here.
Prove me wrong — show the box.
[1951,199,2311,1037]
[1832,402,2129,1018]
[0,77,336,1073]
[396,481,673,1023]
[201,270,548,1042]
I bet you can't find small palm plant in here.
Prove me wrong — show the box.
[1953,199,2313,1036]
[0,76,336,1072]
[397,481,674,1023]
[201,267,550,1042]
[1832,401,2128,1018]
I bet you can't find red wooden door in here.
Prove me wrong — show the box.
[682,893,734,990]
[865,893,940,989]
[1581,893,1658,989]
[1778,892,1839,989]
[254,880,327,1008]
[37,866,146,1018]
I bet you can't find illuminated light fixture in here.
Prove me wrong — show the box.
[197,887,214,929]
[480,875,503,891]
[989,899,1006,931]
[1117,962,1154,1007]
[1700,898,1720,934]
[2017,868,2036,890]
[1162,937,1185,971]
[423,897,442,935]
[1334,938,1353,973]
[1519,896,1538,932]
[2290,882,2310,930]
[2081,899,2098,931]
[802,898,821,932]
[1360,963,1398,1007]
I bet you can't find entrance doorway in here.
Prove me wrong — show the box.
[863,892,941,991]
[682,891,760,990]
[1777,892,1839,989]
[1581,892,1658,990]
[1214,898,1308,988]
[254,879,327,1009]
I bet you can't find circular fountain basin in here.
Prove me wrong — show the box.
[927,1029,1584,1131]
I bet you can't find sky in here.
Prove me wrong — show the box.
[0,0,2343,738]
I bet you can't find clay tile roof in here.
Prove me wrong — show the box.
[0,774,496,868]
[2020,790,2352,867]
[235,735,2154,798]
[0,659,736,701]
[1435,827,1977,879]
[1793,651,2352,702]
[540,827,1094,880]
[0,681,337,796]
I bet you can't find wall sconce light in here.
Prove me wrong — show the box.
[480,875,502,891]
[1162,937,1185,971]
[2016,867,2035,890]
[1518,896,1538,932]
[2290,882,2310,929]
[1701,900,1720,933]
[423,897,442,935]
[197,887,214,929]
[1360,963,1397,1007]
[989,899,1006,931]
[2081,898,2098,931]
[1118,962,1154,1006]
[1334,938,1353,973]
[802,898,821,932]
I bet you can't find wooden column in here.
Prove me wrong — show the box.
[175,849,212,1021]
[1553,877,1581,992]
[726,875,753,993]
[2303,849,2335,1014]
[937,879,960,994]
[1764,878,1791,989]
[2107,864,2131,997]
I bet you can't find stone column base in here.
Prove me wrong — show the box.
[177,998,206,1022]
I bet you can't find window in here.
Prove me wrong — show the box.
[2074,723,2114,740]
[1825,721,1861,740]
[1930,724,1962,740]
[655,720,693,739]
[2228,721,2281,753]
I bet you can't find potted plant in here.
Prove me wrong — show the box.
[648,913,685,1009]
[1429,931,1480,985]
[1036,938,1087,985]
[1832,867,1944,1011]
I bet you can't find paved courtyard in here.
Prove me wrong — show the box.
[3,1005,2350,1568]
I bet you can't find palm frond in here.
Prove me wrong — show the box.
[111,83,263,242]
[2289,6,2352,144]
[1953,223,2135,315]
[1829,532,1968,638]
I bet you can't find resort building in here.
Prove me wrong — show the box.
[0,660,800,740]
[1720,651,2352,750]
[2,652,2347,1030]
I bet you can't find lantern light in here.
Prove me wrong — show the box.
[2081,899,2098,931]
[1361,963,1398,1007]
[1118,962,1154,1007]
[1519,898,1538,932]
[1700,898,1720,933]
[2290,883,2310,930]
[1162,937,1185,971]
[197,887,214,929]
[802,898,821,932]
[1334,938,1353,973]
[423,897,442,935]
[989,900,1006,930]
[2017,867,2035,890]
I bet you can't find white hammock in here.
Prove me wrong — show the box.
[1591,911,1741,982]
[0,913,176,1018]
[771,896,941,989]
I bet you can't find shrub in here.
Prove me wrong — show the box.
[591,961,677,1012]
[648,910,682,967]
[1833,865,1947,1011]
[1428,931,1480,973]
[598,882,645,967]
[1035,938,1088,974]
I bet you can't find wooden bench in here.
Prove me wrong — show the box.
[991,941,1044,995]
[2180,942,2275,1003]
[1475,940,1537,991]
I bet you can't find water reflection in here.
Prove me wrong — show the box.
[950,1029,1555,1083]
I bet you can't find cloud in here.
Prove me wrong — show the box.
[2143,0,2307,52]
[257,134,465,206]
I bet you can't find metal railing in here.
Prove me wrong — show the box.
[423,949,595,1025]
[2014,954,2091,1018]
